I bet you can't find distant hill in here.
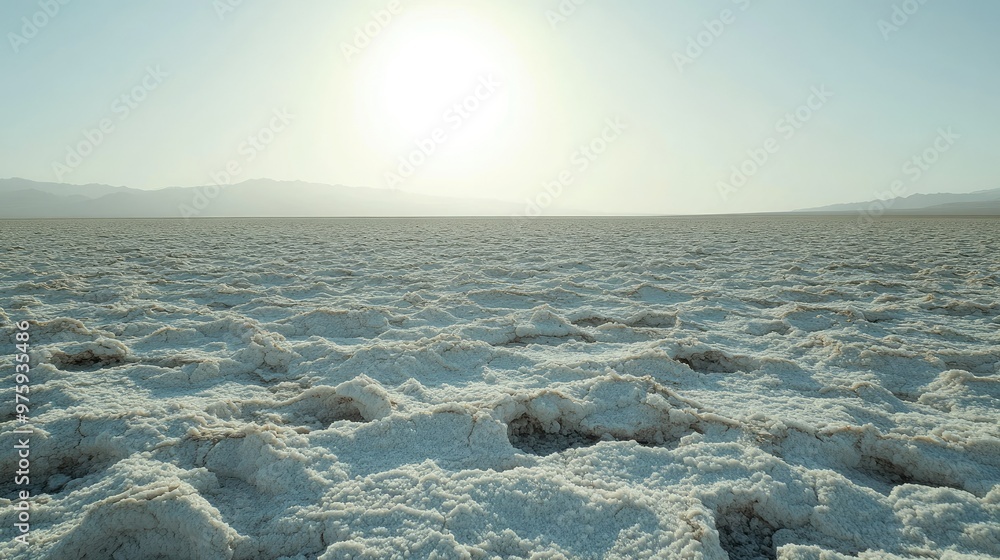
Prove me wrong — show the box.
[798,187,1000,215]
[0,178,524,218]
[908,199,1000,215]
[0,177,135,199]
[2,178,997,218]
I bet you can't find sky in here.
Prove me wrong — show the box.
[1,0,998,215]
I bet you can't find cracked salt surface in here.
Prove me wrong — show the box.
[0,216,998,559]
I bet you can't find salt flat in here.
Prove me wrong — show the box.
[0,216,998,559]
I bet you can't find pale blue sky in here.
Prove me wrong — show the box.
[1,0,997,214]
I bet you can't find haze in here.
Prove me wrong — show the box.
[1,0,998,215]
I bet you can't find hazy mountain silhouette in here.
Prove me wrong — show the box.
[798,187,1000,215]
[2,178,997,217]
[0,178,526,218]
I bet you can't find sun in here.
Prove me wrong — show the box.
[352,7,529,181]
[372,21,499,137]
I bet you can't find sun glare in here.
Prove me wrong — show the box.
[353,7,531,187]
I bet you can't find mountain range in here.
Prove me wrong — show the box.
[796,187,1000,216]
[0,178,997,218]
[0,178,524,218]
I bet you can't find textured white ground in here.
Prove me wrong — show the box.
[1,217,998,560]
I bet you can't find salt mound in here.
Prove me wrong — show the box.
[43,337,130,370]
[513,306,594,343]
[44,458,240,559]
